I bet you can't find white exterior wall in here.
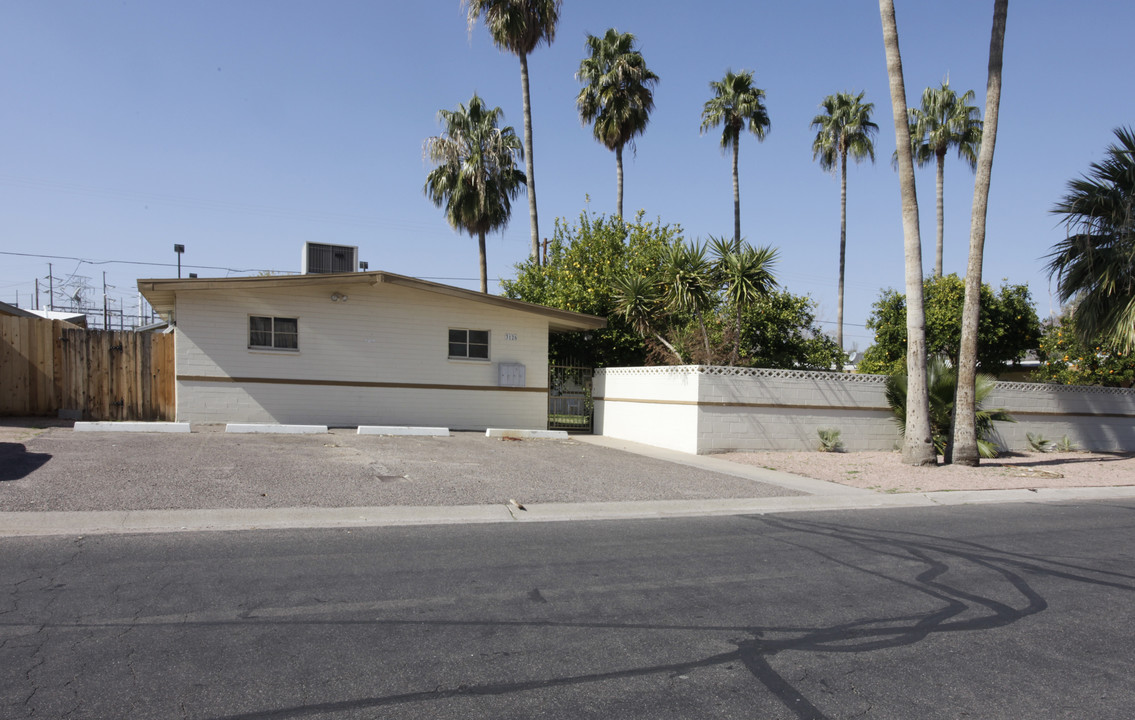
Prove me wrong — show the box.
[592,366,700,454]
[596,366,1135,454]
[173,281,550,428]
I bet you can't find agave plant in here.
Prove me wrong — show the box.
[885,356,1013,458]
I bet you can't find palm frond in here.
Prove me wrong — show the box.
[576,28,659,153]
[885,356,1012,457]
[1046,126,1135,349]
[810,91,878,174]
[464,0,562,56]
[699,70,769,152]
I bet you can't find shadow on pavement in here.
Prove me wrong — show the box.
[0,442,52,481]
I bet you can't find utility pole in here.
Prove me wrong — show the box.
[103,271,109,330]
[48,263,54,311]
[35,278,39,310]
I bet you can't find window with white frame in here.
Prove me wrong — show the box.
[249,316,299,351]
[449,328,489,360]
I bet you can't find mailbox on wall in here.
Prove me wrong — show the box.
[498,363,526,388]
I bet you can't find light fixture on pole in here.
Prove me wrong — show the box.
[173,244,185,278]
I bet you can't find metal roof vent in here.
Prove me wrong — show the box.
[301,243,358,274]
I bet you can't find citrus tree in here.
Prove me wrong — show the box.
[859,274,1039,376]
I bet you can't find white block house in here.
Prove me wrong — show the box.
[137,271,605,429]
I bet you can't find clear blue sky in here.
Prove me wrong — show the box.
[2,1,1131,350]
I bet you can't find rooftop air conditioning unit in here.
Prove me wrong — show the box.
[301,243,359,274]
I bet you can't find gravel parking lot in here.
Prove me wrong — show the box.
[0,422,801,512]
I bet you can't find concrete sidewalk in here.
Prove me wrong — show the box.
[4,485,1135,537]
[4,432,1135,537]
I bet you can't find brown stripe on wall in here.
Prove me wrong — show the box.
[595,396,1135,419]
[594,396,891,412]
[178,375,547,393]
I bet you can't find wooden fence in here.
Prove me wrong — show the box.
[0,316,174,420]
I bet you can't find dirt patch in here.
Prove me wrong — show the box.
[717,449,1135,493]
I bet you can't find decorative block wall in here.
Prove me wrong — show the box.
[594,366,1135,454]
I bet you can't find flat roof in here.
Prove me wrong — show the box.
[137,270,607,333]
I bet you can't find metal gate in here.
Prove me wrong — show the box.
[548,364,593,432]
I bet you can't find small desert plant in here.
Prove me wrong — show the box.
[817,428,845,453]
[1054,435,1078,452]
[1026,432,1052,453]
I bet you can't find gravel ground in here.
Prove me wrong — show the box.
[0,421,800,512]
[718,449,1135,493]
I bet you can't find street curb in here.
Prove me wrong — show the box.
[3,486,1135,538]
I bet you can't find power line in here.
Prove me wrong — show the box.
[0,250,286,275]
[0,249,493,284]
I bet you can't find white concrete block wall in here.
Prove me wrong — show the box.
[597,366,1135,454]
[172,280,552,429]
[593,368,699,453]
[695,368,898,452]
[696,405,898,453]
[986,382,1135,452]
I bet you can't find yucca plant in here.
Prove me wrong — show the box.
[817,428,845,453]
[1026,432,1051,453]
[885,356,1013,458]
[1055,435,1078,452]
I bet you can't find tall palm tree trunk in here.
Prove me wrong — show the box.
[731,140,743,364]
[879,0,936,466]
[519,53,541,266]
[952,0,1008,466]
[615,144,624,219]
[837,149,848,351]
[477,231,488,294]
[732,140,741,250]
[935,152,945,277]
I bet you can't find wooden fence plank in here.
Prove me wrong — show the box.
[1,318,175,420]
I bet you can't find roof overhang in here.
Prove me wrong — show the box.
[137,271,607,333]
[0,300,37,318]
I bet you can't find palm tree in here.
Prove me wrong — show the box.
[709,236,778,364]
[1045,127,1135,347]
[886,357,1014,459]
[811,91,878,351]
[907,82,983,278]
[465,0,561,266]
[424,94,526,293]
[610,271,683,363]
[878,0,936,466]
[576,28,659,219]
[700,71,770,250]
[951,0,1008,467]
[658,242,715,358]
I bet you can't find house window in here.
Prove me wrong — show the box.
[249,316,299,351]
[449,328,489,360]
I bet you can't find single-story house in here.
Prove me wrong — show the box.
[0,302,87,327]
[137,271,605,429]
[0,300,37,318]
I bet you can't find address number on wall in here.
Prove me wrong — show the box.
[504,333,517,341]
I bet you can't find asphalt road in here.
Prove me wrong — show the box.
[3,501,1134,719]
